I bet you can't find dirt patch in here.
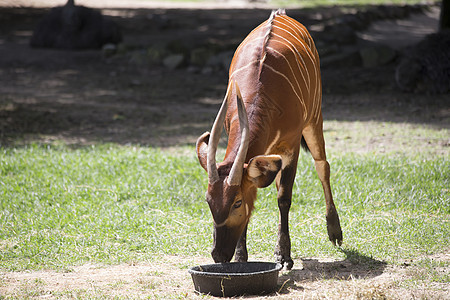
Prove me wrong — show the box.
[0,256,207,299]
[1,253,449,299]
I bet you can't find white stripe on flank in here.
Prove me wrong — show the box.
[271,31,311,90]
[275,17,321,117]
[279,16,313,49]
[272,25,316,69]
[229,59,261,79]
[277,17,305,43]
[314,69,321,120]
[230,14,322,123]
[266,45,309,94]
[230,34,266,79]
[273,24,320,117]
[262,63,307,121]
[266,46,307,113]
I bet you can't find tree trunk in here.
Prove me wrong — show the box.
[440,0,450,30]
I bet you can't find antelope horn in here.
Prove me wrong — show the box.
[207,81,233,184]
[227,81,249,186]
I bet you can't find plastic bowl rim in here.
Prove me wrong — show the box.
[188,261,283,277]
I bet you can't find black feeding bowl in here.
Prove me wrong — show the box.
[188,262,283,297]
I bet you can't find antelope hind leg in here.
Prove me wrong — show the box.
[315,160,343,246]
[303,124,343,246]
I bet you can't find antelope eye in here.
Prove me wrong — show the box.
[233,200,242,208]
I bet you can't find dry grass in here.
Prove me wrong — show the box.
[2,252,449,299]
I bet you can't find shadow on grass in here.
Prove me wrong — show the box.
[277,248,387,294]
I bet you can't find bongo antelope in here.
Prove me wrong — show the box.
[196,9,342,270]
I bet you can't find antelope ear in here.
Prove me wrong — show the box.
[246,155,282,188]
[196,132,210,172]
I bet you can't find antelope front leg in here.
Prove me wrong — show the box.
[274,160,297,270]
[234,225,248,262]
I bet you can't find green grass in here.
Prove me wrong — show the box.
[250,152,450,261]
[0,145,211,270]
[0,143,448,272]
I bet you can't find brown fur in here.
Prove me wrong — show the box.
[196,10,342,268]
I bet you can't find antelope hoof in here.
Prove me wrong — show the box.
[326,211,343,246]
[328,228,343,246]
[234,250,248,262]
[275,254,294,270]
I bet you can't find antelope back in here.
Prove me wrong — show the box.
[228,9,322,138]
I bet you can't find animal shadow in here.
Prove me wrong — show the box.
[277,248,387,294]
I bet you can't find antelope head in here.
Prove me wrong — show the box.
[196,82,282,263]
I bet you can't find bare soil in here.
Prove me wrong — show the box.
[0,1,449,299]
[2,253,449,299]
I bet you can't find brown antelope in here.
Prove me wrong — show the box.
[196,9,342,270]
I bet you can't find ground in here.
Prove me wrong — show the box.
[0,0,448,299]
[3,254,450,299]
